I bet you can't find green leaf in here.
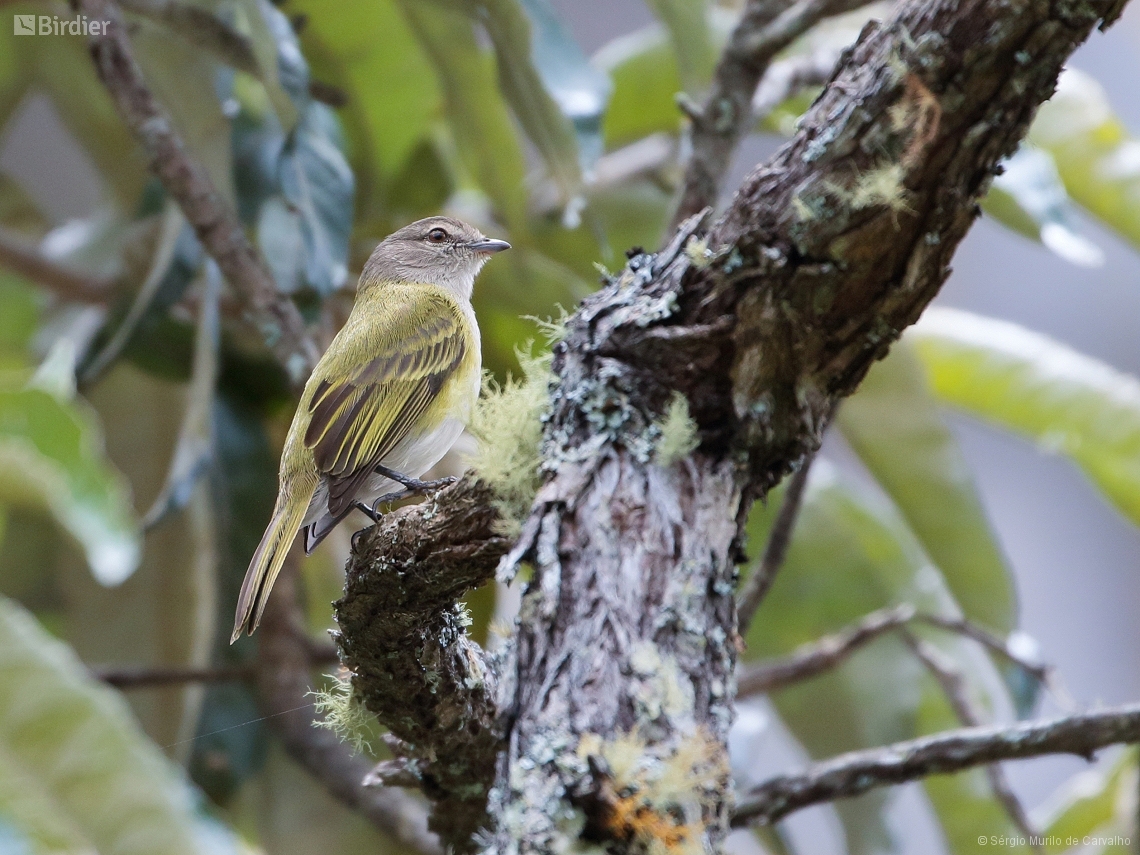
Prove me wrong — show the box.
[513,0,611,171]
[0,383,140,585]
[235,0,303,129]
[399,1,530,234]
[982,145,1104,267]
[0,596,208,854]
[837,340,1017,635]
[1029,67,1140,250]
[292,0,441,189]
[1038,748,1137,852]
[594,23,683,149]
[643,0,715,93]
[277,102,355,296]
[0,272,40,369]
[454,0,592,214]
[908,307,1140,528]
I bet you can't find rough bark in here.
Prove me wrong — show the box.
[332,0,1129,852]
[335,479,511,847]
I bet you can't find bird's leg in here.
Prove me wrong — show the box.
[353,500,381,522]
[373,463,457,494]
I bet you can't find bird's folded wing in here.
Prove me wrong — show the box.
[303,297,467,516]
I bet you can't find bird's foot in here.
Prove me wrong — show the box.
[373,464,457,495]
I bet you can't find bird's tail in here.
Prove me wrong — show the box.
[231,487,314,643]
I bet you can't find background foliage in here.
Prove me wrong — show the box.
[0,0,1137,853]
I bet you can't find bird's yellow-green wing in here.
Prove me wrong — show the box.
[303,290,468,516]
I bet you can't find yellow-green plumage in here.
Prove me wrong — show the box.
[232,217,505,642]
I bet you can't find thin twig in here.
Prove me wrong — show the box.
[737,605,1059,700]
[738,604,915,693]
[670,0,877,229]
[0,227,112,304]
[737,451,816,636]
[94,645,338,689]
[733,702,1140,827]
[96,663,254,688]
[901,629,1041,850]
[77,0,318,387]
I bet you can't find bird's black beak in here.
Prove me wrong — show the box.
[468,238,511,254]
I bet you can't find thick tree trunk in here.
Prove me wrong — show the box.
[332,0,1129,852]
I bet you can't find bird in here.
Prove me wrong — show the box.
[231,216,509,642]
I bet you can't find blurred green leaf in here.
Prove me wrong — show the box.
[235,0,303,130]
[0,272,40,369]
[643,0,715,93]
[452,0,592,214]
[142,264,220,528]
[1038,748,1137,853]
[745,460,1018,852]
[909,307,1140,529]
[292,0,442,205]
[982,145,1104,268]
[511,0,610,173]
[594,23,683,149]
[0,176,50,239]
[837,341,1017,635]
[400,1,530,234]
[1029,67,1140,250]
[0,382,140,585]
[277,102,355,295]
[0,596,209,854]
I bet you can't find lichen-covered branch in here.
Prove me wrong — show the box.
[77,0,318,386]
[334,478,511,850]
[255,554,442,855]
[733,702,1140,827]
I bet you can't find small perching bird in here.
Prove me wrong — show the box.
[231,216,509,642]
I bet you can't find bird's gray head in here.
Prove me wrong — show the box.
[359,216,510,300]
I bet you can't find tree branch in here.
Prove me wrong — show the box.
[256,551,443,855]
[733,702,1140,827]
[736,448,817,636]
[670,0,876,229]
[333,478,511,850]
[737,604,1056,697]
[76,0,318,387]
[0,227,112,304]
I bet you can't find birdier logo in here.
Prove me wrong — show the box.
[13,14,108,35]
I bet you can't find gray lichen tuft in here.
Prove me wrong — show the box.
[468,345,552,536]
[310,670,376,755]
[654,393,700,466]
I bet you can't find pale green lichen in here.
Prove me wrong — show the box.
[310,671,376,755]
[654,393,699,466]
[468,344,552,536]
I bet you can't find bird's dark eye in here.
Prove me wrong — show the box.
[427,228,448,243]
